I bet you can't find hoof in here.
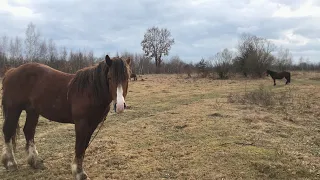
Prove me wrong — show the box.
[2,155,18,171]
[6,161,18,171]
[75,171,90,180]
[27,157,46,170]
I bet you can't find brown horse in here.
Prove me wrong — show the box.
[1,55,131,180]
[266,69,291,86]
[130,73,137,81]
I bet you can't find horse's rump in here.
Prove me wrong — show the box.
[2,67,16,85]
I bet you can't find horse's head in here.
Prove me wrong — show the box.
[105,55,131,113]
[265,69,270,76]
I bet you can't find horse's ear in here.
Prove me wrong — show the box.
[105,55,112,67]
[126,57,131,66]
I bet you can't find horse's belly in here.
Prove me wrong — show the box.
[29,97,72,123]
[39,109,73,124]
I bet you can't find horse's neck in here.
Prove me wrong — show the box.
[269,71,275,76]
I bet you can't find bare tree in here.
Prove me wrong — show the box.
[183,64,193,78]
[15,36,24,62]
[87,50,94,66]
[0,35,9,70]
[9,38,16,60]
[211,48,233,79]
[115,51,119,57]
[25,22,41,61]
[59,46,68,61]
[234,33,276,78]
[8,36,24,66]
[297,56,310,71]
[141,26,175,73]
[48,38,58,62]
[135,54,152,74]
[132,53,140,73]
[166,55,184,74]
[39,39,48,61]
[274,46,292,71]
[0,35,9,54]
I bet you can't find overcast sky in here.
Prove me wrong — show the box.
[1,0,320,63]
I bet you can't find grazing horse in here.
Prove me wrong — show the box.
[266,69,291,86]
[1,55,131,180]
[130,73,137,81]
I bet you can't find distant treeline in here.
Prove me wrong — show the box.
[1,22,319,78]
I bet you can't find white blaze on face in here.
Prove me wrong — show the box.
[116,85,125,113]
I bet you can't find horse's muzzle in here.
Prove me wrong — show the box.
[114,103,126,113]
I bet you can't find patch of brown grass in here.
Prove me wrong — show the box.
[0,73,320,180]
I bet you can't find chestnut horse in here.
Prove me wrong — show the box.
[266,69,291,86]
[1,55,131,180]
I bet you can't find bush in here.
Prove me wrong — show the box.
[228,84,275,107]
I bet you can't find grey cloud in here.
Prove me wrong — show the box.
[253,16,312,39]
[1,0,320,63]
[294,23,320,39]
[269,0,305,8]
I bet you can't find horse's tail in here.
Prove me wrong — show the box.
[1,93,5,128]
[1,95,18,152]
[1,78,5,127]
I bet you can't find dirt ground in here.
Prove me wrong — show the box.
[0,72,320,180]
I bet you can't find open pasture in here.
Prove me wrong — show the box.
[0,72,320,180]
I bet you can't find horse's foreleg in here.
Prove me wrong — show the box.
[72,119,98,180]
[24,110,45,169]
[273,79,276,86]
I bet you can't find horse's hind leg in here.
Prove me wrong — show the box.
[23,109,45,169]
[2,107,22,171]
[273,79,276,86]
[12,123,20,153]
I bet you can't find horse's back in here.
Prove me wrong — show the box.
[3,63,61,89]
[281,71,291,76]
[2,63,73,108]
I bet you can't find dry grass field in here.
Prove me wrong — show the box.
[0,72,320,180]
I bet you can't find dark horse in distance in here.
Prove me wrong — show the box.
[266,69,291,86]
[1,55,131,180]
[130,73,137,81]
